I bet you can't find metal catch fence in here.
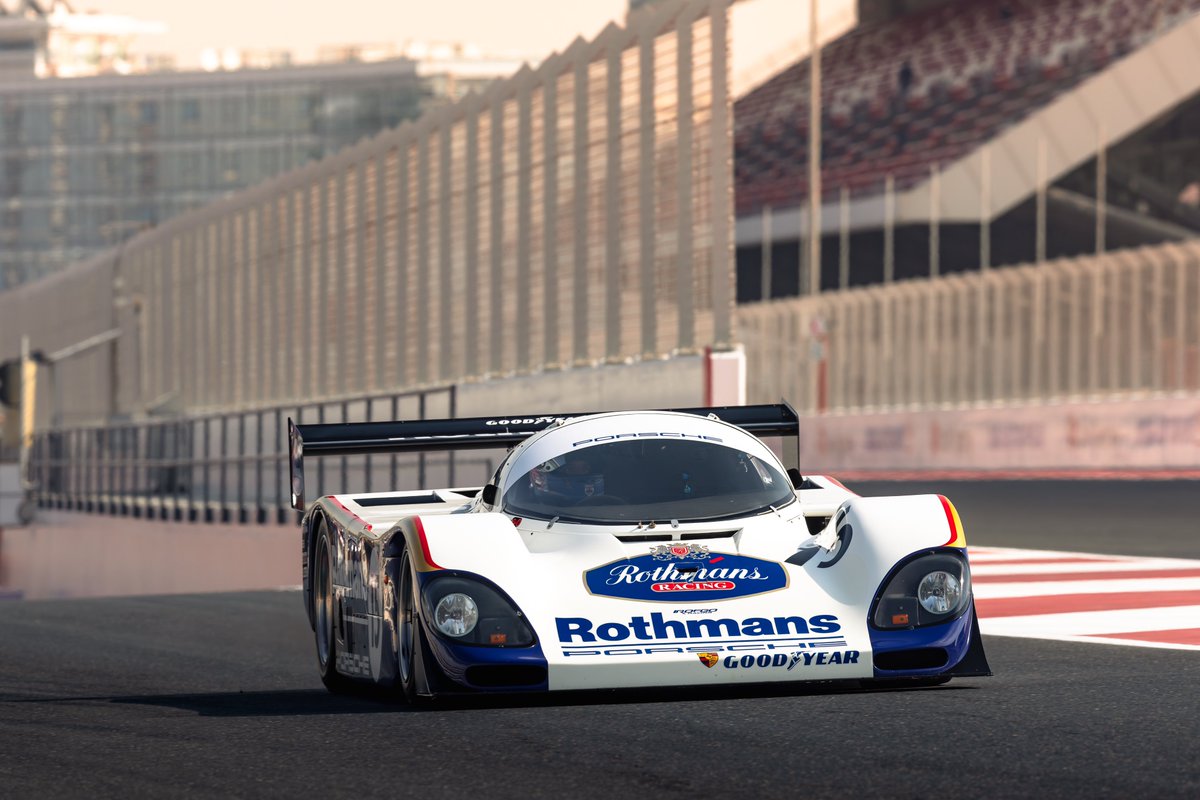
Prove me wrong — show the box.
[27,385,502,524]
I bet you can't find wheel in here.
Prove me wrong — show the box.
[313,521,352,693]
[395,545,423,703]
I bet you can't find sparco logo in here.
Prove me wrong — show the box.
[584,552,787,602]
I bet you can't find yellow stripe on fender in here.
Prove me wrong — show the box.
[399,516,445,572]
[937,495,966,548]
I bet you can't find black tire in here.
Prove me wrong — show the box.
[395,546,422,703]
[313,521,352,693]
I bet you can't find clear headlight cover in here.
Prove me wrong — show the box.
[918,570,962,614]
[421,576,536,646]
[872,550,971,629]
[434,592,479,637]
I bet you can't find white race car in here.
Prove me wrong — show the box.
[290,404,991,701]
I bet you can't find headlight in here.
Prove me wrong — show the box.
[434,593,479,637]
[422,576,536,646]
[918,571,962,614]
[872,550,971,629]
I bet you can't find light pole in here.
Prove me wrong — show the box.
[808,0,822,296]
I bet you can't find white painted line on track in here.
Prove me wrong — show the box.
[979,605,1200,636]
[972,558,1200,576]
[971,546,1200,652]
[973,576,1200,598]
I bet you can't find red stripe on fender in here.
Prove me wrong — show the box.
[976,590,1200,618]
[822,476,858,495]
[938,495,960,547]
[330,497,370,531]
[1089,628,1200,646]
[414,516,444,571]
[973,567,1200,584]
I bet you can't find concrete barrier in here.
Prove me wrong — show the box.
[799,397,1200,477]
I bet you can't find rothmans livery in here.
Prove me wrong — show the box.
[291,404,991,701]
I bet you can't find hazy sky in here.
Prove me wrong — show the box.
[72,1,854,93]
[78,1,635,64]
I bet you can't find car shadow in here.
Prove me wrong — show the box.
[3,679,980,718]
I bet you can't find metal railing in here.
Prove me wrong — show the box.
[740,240,1200,413]
[27,385,501,525]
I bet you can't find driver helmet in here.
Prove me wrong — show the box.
[529,455,605,500]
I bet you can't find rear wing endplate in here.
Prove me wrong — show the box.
[288,403,798,510]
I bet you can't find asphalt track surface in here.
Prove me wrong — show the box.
[2,481,1198,799]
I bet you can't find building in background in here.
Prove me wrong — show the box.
[0,1,527,291]
[0,0,166,79]
[0,59,428,289]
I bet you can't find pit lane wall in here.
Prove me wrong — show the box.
[799,396,1200,477]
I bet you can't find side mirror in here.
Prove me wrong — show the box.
[481,483,499,506]
[786,468,804,489]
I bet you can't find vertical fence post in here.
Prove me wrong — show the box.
[255,410,264,523]
[418,392,427,489]
[807,0,821,298]
[1150,250,1165,393]
[301,187,314,397]
[710,0,733,344]
[448,385,458,487]
[218,415,229,522]
[675,12,694,352]
[1036,136,1047,264]
[489,98,505,375]
[639,28,657,357]
[203,416,212,522]
[604,37,622,362]
[340,400,349,495]
[572,53,591,365]
[416,128,432,384]
[761,205,773,301]
[929,164,940,279]
[465,104,481,378]
[516,77,534,372]
[335,170,350,391]
[980,145,991,271]
[440,119,455,382]
[317,181,330,397]
[237,412,246,523]
[543,66,560,369]
[1096,123,1107,256]
[838,187,849,290]
[390,394,400,490]
[883,174,895,283]
[374,155,387,391]
[397,134,411,388]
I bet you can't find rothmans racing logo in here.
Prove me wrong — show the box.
[584,548,788,602]
[556,612,844,658]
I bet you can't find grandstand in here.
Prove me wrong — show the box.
[734,0,1200,297]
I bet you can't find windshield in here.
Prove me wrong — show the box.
[502,438,795,524]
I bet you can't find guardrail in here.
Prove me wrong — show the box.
[27,385,500,525]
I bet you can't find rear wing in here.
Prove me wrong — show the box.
[287,403,799,510]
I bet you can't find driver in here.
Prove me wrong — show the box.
[529,455,605,501]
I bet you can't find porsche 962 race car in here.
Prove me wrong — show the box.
[289,404,991,700]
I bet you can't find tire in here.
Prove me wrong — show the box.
[395,546,422,703]
[313,521,352,693]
